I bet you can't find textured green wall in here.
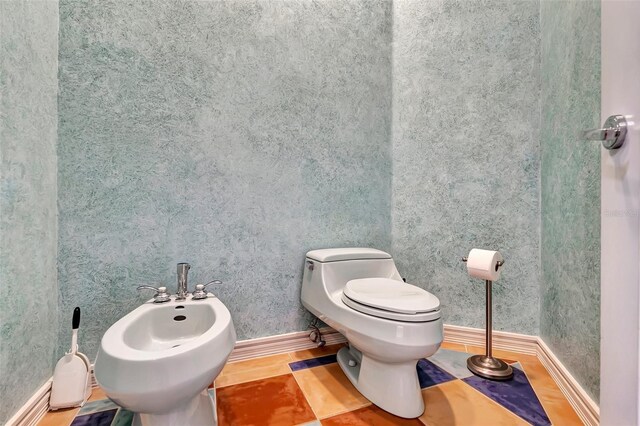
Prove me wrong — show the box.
[0,1,59,423]
[392,0,541,334]
[58,0,393,359]
[540,0,601,402]
[0,3,604,420]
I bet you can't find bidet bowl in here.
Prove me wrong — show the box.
[94,295,236,416]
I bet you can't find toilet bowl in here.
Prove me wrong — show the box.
[94,295,236,426]
[301,248,443,418]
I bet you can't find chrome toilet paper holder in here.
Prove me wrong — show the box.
[461,257,513,380]
[462,257,504,269]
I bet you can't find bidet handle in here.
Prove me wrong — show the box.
[137,285,171,303]
[192,280,222,300]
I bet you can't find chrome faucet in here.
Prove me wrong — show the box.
[176,263,191,301]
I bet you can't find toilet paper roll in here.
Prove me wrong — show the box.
[466,248,503,281]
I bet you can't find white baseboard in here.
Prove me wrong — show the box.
[8,324,598,426]
[536,338,599,426]
[444,324,539,355]
[228,326,346,362]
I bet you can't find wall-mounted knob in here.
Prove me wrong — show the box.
[583,115,627,150]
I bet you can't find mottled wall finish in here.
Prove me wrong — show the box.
[540,0,600,402]
[391,0,541,334]
[0,1,59,423]
[58,0,392,358]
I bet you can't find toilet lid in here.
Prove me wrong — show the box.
[343,278,440,314]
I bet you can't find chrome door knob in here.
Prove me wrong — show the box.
[583,114,627,150]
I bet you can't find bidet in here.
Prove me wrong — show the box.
[95,293,236,426]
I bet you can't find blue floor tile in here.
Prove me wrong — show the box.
[463,363,551,426]
[289,354,337,371]
[71,409,117,426]
[416,358,456,388]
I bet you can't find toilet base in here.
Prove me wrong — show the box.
[337,346,424,419]
[132,388,217,426]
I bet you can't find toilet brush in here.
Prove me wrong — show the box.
[50,307,92,409]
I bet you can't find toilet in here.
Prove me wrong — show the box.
[301,248,443,418]
[94,294,236,426]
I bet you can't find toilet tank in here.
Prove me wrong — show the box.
[301,248,402,315]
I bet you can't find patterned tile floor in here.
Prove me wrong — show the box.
[38,342,583,426]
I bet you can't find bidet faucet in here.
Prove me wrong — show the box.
[176,263,191,301]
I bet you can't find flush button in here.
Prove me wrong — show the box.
[348,359,357,367]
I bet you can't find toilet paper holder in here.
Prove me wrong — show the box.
[460,256,513,380]
[461,257,504,269]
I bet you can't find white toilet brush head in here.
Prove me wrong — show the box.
[50,307,92,409]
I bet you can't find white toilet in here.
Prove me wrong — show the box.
[301,248,443,418]
[95,294,236,426]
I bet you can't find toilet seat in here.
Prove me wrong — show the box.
[341,278,441,322]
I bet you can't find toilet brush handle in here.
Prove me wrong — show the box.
[72,307,80,330]
[70,307,80,354]
[70,329,78,355]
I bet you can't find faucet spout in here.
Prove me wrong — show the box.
[176,263,191,301]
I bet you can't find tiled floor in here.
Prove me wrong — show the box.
[38,342,583,426]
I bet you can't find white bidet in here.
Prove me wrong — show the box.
[94,295,236,426]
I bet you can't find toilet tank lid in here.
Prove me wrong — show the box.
[306,248,392,262]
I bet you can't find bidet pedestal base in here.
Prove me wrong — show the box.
[132,389,217,426]
[467,355,513,380]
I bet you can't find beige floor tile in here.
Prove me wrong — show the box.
[87,386,108,402]
[293,363,370,419]
[419,380,528,426]
[216,353,292,388]
[464,345,527,364]
[289,343,346,361]
[518,357,583,425]
[37,407,79,426]
[439,342,467,352]
[38,387,106,426]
